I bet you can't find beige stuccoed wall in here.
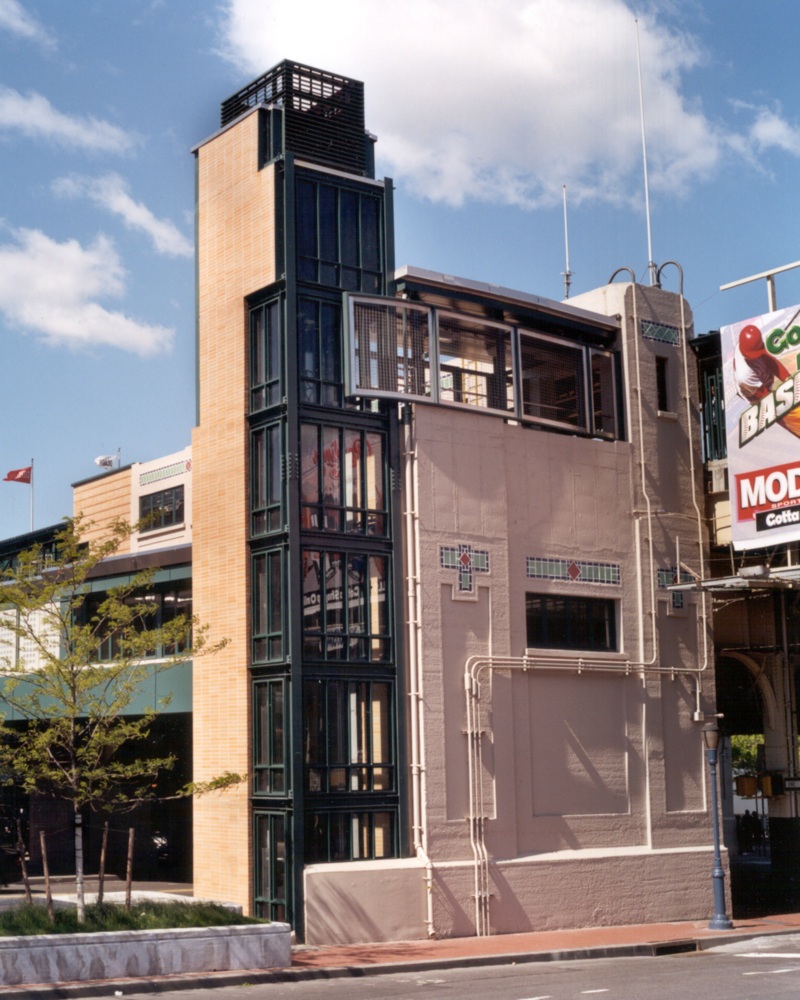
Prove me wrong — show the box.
[192,109,276,910]
[304,282,719,944]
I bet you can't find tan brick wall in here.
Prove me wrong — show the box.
[192,110,276,910]
[72,469,134,553]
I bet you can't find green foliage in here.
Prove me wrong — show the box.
[0,516,229,813]
[730,733,762,774]
[0,900,265,936]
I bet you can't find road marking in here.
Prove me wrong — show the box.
[742,968,799,975]
[581,992,610,995]
[737,952,800,959]
[518,996,552,999]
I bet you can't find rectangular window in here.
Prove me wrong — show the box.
[139,485,185,533]
[519,333,587,430]
[346,297,622,440]
[253,550,284,663]
[300,423,386,535]
[254,678,288,795]
[83,581,191,661]
[254,812,289,921]
[299,297,343,407]
[526,593,617,652]
[304,809,396,863]
[304,679,393,794]
[296,178,383,293]
[302,550,390,662]
[438,313,514,413]
[251,424,283,535]
[250,299,282,412]
[656,356,670,412]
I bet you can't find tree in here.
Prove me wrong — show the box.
[0,517,236,921]
[730,733,762,775]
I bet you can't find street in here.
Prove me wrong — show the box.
[114,932,800,999]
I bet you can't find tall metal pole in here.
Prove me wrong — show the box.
[703,722,733,930]
[635,19,658,287]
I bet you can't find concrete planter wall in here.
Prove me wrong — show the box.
[0,922,291,986]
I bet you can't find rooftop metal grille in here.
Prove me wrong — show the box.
[220,61,367,175]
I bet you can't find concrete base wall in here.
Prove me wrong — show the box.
[304,849,725,945]
[0,923,291,986]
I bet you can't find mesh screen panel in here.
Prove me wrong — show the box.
[519,334,586,429]
[437,314,514,412]
[351,301,432,399]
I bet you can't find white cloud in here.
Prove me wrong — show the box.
[217,0,722,209]
[52,174,194,258]
[0,87,133,153]
[0,228,174,356]
[0,0,55,48]
[747,106,800,158]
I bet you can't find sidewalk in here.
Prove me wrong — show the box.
[2,904,800,997]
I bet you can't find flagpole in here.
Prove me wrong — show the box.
[30,458,34,533]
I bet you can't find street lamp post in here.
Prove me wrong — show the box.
[702,721,733,930]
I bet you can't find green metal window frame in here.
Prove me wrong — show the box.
[303,678,394,795]
[298,295,343,407]
[139,485,185,533]
[253,677,290,796]
[253,810,290,921]
[251,423,284,536]
[250,298,283,412]
[526,592,618,652]
[296,176,383,294]
[252,549,285,664]
[304,808,397,863]
[82,580,192,661]
[301,549,391,663]
[300,422,387,536]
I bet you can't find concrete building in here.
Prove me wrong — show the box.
[187,61,720,943]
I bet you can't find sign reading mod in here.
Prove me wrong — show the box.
[722,303,800,549]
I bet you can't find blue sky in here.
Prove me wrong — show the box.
[2,0,800,535]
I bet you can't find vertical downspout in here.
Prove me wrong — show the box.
[402,403,435,937]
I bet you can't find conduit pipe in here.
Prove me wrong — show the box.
[401,403,436,938]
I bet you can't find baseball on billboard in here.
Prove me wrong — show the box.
[722,303,800,549]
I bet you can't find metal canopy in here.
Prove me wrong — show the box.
[669,563,800,593]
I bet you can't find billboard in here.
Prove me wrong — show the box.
[722,303,800,550]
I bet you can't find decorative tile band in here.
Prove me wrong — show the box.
[641,320,680,345]
[441,544,490,593]
[526,557,621,586]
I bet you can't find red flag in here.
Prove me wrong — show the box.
[4,466,32,484]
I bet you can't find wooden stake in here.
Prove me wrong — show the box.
[16,819,31,904]
[97,821,109,906]
[125,827,134,911]
[39,830,54,925]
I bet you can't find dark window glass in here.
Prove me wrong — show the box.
[300,423,387,535]
[656,356,669,412]
[140,485,185,533]
[304,809,395,863]
[526,593,617,652]
[519,334,586,429]
[302,550,390,662]
[303,680,394,794]
[591,350,617,438]
[295,176,383,293]
[252,424,283,535]
[83,581,191,661]
[298,298,343,407]
[254,812,289,921]
[253,550,284,663]
[250,300,282,411]
[254,679,288,795]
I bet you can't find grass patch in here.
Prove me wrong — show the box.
[0,900,266,936]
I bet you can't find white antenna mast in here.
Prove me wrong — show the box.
[635,18,658,287]
[562,184,573,299]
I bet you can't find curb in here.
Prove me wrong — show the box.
[0,925,798,998]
